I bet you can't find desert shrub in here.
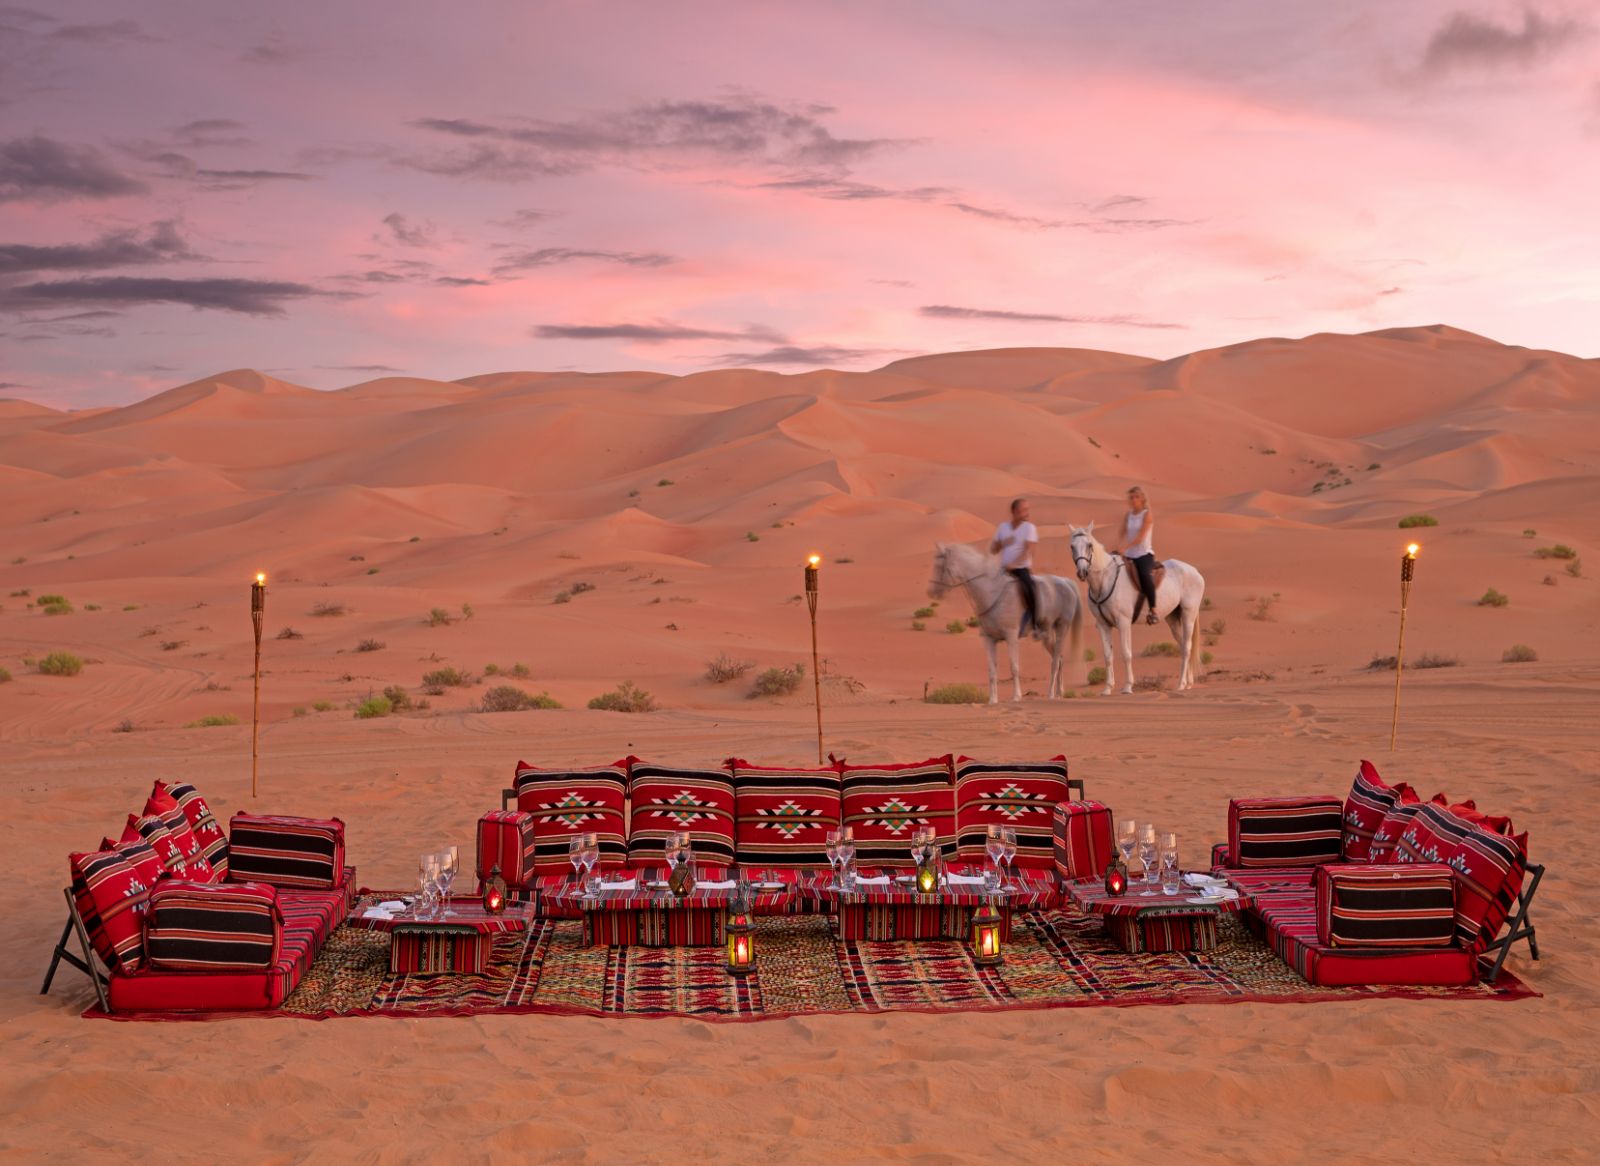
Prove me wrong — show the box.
[1542,574,1557,586]
[1502,644,1538,663]
[1083,648,1096,662]
[945,620,965,634]
[483,663,500,675]
[356,638,385,653]
[1477,588,1509,608]
[312,700,334,712]
[482,685,562,712]
[1141,641,1180,657]
[122,604,138,611]
[836,557,854,564]
[745,531,760,542]
[1200,596,1213,610]
[409,535,421,543]
[37,651,83,676]
[1367,654,1398,671]
[553,591,571,604]
[41,600,73,615]
[354,696,392,719]
[1535,544,1576,560]
[382,685,412,711]
[84,603,100,611]
[461,602,474,620]
[1398,514,1438,529]
[911,620,926,631]
[570,582,595,595]
[1522,529,1537,539]
[925,682,987,704]
[188,714,239,728]
[658,478,674,487]
[0,667,10,683]
[587,681,656,713]
[311,601,346,617]
[1206,618,1227,638]
[366,567,379,575]
[8,588,28,597]
[1201,651,1214,665]
[1133,676,1167,692]
[113,719,134,733]
[1412,652,1460,670]
[1246,594,1277,621]
[510,662,531,678]
[913,607,935,619]
[421,667,467,693]
[705,653,753,684]
[427,606,453,625]
[292,706,308,717]
[160,640,186,651]
[36,593,67,606]
[276,626,302,640]
[750,664,804,697]
[964,616,979,628]
[1087,666,1107,686]
[1567,559,1583,578]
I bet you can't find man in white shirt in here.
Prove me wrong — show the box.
[990,498,1040,639]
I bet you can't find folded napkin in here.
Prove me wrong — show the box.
[362,908,395,920]
[853,875,892,886]
[944,872,988,886]
[599,878,637,892]
[1189,888,1239,903]
[1183,872,1224,887]
[377,900,407,912]
[697,879,737,890]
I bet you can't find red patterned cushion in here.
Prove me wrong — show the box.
[840,757,955,868]
[513,759,629,873]
[1446,800,1516,838]
[731,761,843,867]
[476,810,538,888]
[69,847,155,973]
[144,880,283,973]
[1314,863,1457,948]
[98,833,166,891]
[953,756,1070,868]
[123,813,215,883]
[1052,800,1114,881]
[152,781,229,878]
[1342,760,1419,861]
[627,763,736,867]
[1227,797,1344,869]
[1388,802,1527,953]
[228,814,345,888]
[1368,795,1445,862]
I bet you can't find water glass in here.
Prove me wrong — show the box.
[824,829,842,888]
[1116,819,1137,870]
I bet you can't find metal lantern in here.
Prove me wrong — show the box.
[483,864,507,914]
[1104,857,1128,896]
[971,900,1004,967]
[726,884,756,975]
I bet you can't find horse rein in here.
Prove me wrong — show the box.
[930,557,1010,621]
[1072,541,1122,624]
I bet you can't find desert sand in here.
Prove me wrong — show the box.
[2,325,1598,1164]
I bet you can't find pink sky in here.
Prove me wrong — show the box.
[2,0,1598,408]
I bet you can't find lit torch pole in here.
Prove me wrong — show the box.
[251,572,266,798]
[1389,544,1418,751]
[805,554,823,765]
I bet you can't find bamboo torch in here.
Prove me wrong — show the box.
[1389,544,1418,751]
[805,554,823,765]
[251,572,266,798]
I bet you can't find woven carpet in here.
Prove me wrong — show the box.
[94,894,1533,1022]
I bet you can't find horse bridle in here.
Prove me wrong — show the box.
[930,552,1010,620]
[1071,537,1121,623]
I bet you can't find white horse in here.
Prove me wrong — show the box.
[1068,523,1205,695]
[928,543,1082,703]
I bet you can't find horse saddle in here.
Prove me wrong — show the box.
[1128,558,1168,623]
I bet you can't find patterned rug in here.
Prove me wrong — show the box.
[228,899,1537,1022]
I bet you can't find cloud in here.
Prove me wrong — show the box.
[195,168,311,185]
[434,276,491,286]
[0,136,146,202]
[171,119,252,148]
[241,40,297,65]
[1089,194,1148,213]
[1420,7,1589,74]
[1,276,346,315]
[0,220,194,274]
[919,304,1184,329]
[758,176,949,202]
[494,208,557,229]
[380,212,436,247]
[870,278,913,287]
[319,363,403,373]
[49,19,155,44]
[534,320,784,343]
[714,344,882,366]
[493,247,676,275]
[406,95,907,181]
[949,201,1063,229]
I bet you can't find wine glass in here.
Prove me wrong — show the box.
[417,853,439,917]
[1137,823,1158,896]
[1001,827,1019,892]
[437,845,458,916]
[985,824,1005,891]
[824,829,841,889]
[583,832,601,893]
[1159,832,1180,896]
[568,835,585,891]
[1116,819,1137,876]
[838,830,857,890]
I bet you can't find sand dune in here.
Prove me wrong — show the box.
[3,326,1598,1164]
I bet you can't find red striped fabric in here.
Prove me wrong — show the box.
[1227,797,1344,868]
[838,757,956,868]
[1052,800,1113,881]
[952,756,1072,869]
[390,927,494,973]
[1341,760,1419,861]
[70,847,155,973]
[152,780,229,878]
[228,813,345,888]
[833,902,1013,942]
[144,880,283,972]
[1314,864,1456,948]
[1104,913,1219,954]
[583,906,726,946]
[513,760,630,873]
[476,810,538,888]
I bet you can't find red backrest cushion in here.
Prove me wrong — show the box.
[626,763,737,868]
[152,781,229,878]
[1053,800,1114,881]
[730,760,843,868]
[1314,863,1458,948]
[1388,802,1527,953]
[476,810,538,888]
[227,814,345,888]
[144,880,283,973]
[1227,796,1344,869]
[839,757,955,868]
[513,760,630,873]
[953,756,1071,868]
[1342,760,1419,861]
[69,847,155,973]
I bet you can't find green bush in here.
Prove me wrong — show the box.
[1502,644,1538,663]
[421,667,467,691]
[913,607,936,619]
[1477,588,1509,608]
[925,682,987,704]
[1534,544,1576,560]
[41,601,73,616]
[705,654,753,684]
[1412,652,1460,670]
[356,638,385,652]
[1141,641,1180,657]
[1522,529,1537,538]
[354,696,392,719]
[1398,514,1438,529]
[482,685,562,712]
[750,664,804,697]
[587,681,657,713]
[1087,666,1107,686]
[312,700,334,712]
[1083,648,1096,662]
[427,606,453,625]
[382,685,412,711]
[510,662,531,678]
[745,531,760,542]
[122,604,139,611]
[911,620,926,631]
[1201,651,1214,665]
[483,663,500,675]
[0,667,11,683]
[37,651,83,676]
[945,620,966,634]
[187,714,239,727]
[292,706,308,717]
[658,478,674,487]
[36,593,68,606]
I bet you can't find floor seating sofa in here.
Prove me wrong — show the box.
[43,780,355,1013]
[480,754,1097,915]
[1211,760,1541,986]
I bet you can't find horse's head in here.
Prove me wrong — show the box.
[928,543,952,599]
[1068,522,1096,581]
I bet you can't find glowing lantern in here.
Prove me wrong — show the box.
[971,901,1004,967]
[482,864,507,914]
[1104,858,1128,896]
[726,885,756,976]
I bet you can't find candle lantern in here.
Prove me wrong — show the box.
[726,884,756,976]
[250,572,266,799]
[1104,857,1128,896]
[914,837,940,893]
[483,864,507,914]
[971,900,1004,967]
[668,833,696,898]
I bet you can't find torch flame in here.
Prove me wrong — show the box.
[1406,544,1419,558]
[255,572,266,584]
[807,554,821,568]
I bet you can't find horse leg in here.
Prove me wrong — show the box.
[1166,611,1188,690]
[1118,618,1135,695]
[1096,620,1115,696]
[1008,634,1023,702]
[1178,604,1199,689]
[986,635,1000,705]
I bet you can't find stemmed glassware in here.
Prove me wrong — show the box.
[582,833,600,895]
[1159,832,1180,896]
[569,836,585,891]
[1116,819,1137,878]
[985,824,1005,891]
[825,829,842,890]
[1137,823,1159,897]
[837,828,856,891]
[436,845,458,916]
[1000,827,1019,892]
[418,853,440,918]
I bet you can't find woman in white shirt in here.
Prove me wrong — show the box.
[1111,486,1159,625]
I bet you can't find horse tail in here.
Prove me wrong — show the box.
[1068,579,1082,657]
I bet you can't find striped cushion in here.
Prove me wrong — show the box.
[1388,802,1527,953]
[476,810,538,888]
[145,880,283,972]
[1227,797,1343,869]
[124,812,215,883]
[627,763,737,867]
[731,762,843,867]
[1368,797,1442,862]
[1314,864,1457,948]
[98,833,167,891]
[1342,760,1418,861]
[840,758,955,868]
[953,757,1071,869]
[228,813,345,888]
[69,847,155,973]
[153,781,229,878]
[1052,800,1114,881]
[513,760,629,873]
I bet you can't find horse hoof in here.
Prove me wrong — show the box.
[1119,687,1133,696]
[1100,687,1113,697]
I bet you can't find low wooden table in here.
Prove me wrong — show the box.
[801,870,1058,941]
[1062,876,1252,954]
[543,878,793,947]
[347,896,531,973]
